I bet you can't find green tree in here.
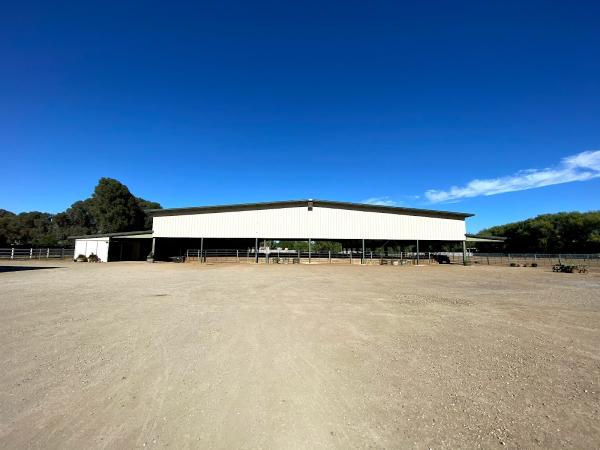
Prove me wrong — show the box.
[0,178,161,247]
[53,199,97,245]
[476,211,600,253]
[136,197,162,229]
[12,212,57,246]
[90,178,145,233]
[0,209,17,246]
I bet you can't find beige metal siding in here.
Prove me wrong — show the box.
[153,206,466,241]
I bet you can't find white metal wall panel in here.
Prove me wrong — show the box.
[153,206,466,241]
[74,238,110,262]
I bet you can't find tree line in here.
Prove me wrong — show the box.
[0,178,161,247]
[475,211,600,253]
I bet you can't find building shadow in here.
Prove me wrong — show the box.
[0,266,63,273]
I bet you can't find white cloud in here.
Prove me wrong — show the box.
[362,196,398,206]
[425,150,600,203]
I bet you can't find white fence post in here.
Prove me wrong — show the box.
[46,248,50,258]
[30,248,33,259]
[11,248,14,259]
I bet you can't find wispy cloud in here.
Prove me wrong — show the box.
[425,150,600,203]
[362,196,398,206]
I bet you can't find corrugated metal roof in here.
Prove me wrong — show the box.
[465,233,506,242]
[148,199,473,220]
[68,230,153,239]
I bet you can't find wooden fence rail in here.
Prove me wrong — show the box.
[0,248,75,260]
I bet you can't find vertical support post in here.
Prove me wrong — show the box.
[46,248,50,259]
[255,238,259,263]
[62,248,65,259]
[350,250,353,265]
[328,250,331,264]
[416,240,420,265]
[462,241,468,265]
[308,239,311,264]
[149,237,156,262]
[30,248,33,259]
[200,237,204,263]
[11,247,14,259]
[361,239,365,265]
[265,241,270,264]
[237,249,239,263]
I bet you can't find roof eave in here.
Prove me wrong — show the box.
[68,230,153,239]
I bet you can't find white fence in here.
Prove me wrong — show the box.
[0,248,75,260]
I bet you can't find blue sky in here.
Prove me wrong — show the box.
[1,1,599,232]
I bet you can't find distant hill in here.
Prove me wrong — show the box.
[476,211,600,253]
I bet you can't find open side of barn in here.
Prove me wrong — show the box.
[147,199,475,263]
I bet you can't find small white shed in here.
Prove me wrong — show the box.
[74,237,110,262]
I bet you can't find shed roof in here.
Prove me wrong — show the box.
[465,233,506,243]
[68,230,153,240]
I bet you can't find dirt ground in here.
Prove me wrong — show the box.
[0,261,599,449]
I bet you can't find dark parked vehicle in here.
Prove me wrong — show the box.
[433,254,451,264]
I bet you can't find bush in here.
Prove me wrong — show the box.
[531,263,538,267]
[88,253,100,263]
[75,254,88,262]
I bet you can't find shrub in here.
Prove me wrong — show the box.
[531,263,538,267]
[75,254,88,262]
[88,253,100,263]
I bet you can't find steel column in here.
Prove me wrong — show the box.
[361,239,365,264]
[416,240,420,265]
[148,238,156,262]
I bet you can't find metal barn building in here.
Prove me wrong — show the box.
[72,199,478,263]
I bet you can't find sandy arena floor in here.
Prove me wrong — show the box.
[0,261,599,449]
